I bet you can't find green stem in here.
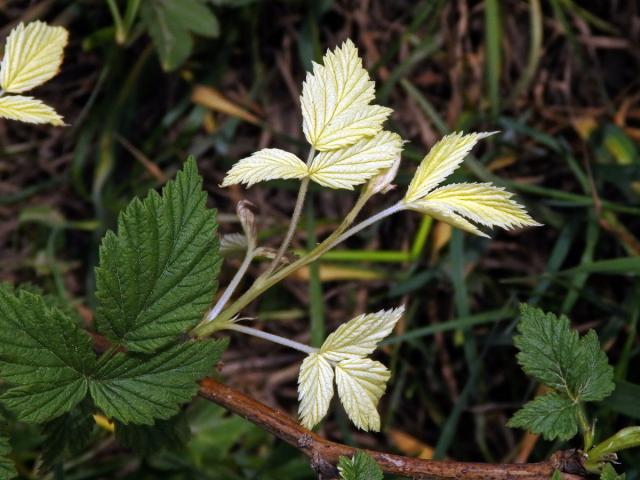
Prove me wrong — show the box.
[192,190,381,338]
[577,403,594,451]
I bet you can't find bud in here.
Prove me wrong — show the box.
[365,153,402,196]
[237,200,257,250]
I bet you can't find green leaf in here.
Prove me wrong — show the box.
[338,451,383,480]
[95,158,221,353]
[141,0,219,71]
[507,392,578,441]
[514,305,614,402]
[0,286,96,423]
[115,412,190,454]
[41,402,94,467]
[89,339,227,425]
[0,433,16,480]
[551,471,563,480]
[600,463,625,480]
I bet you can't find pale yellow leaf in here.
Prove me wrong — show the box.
[335,358,390,431]
[1,21,68,93]
[320,307,404,362]
[300,39,391,151]
[297,352,334,429]
[406,199,487,237]
[222,148,308,187]
[406,182,541,237]
[309,131,403,189]
[404,131,496,203]
[0,95,64,125]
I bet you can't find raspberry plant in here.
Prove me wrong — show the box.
[0,23,638,480]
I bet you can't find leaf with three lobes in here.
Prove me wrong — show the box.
[89,339,227,425]
[300,39,391,151]
[507,392,578,441]
[338,451,384,480]
[0,285,95,423]
[514,305,614,401]
[95,157,221,353]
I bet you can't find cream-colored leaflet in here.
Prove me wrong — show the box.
[335,358,390,431]
[404,131,496,203]
[320,307,404,362]
[300,39,390,151]
[221,148,308,187]
[406,198,487,237]
[296,306,403,430]
[0,21,68,93]
[422,183,540,229]
[309,131,403,189]
[297,352,334,430]
[0,95,64,125]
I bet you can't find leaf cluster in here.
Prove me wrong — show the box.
[0,159,226,476]
[508,304,615,441]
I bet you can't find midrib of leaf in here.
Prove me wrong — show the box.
[315,60,368,140]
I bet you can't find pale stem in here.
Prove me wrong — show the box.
[263,147,316,277]
[327,202,405,250]
[206,249,255,322]
[192,194,402,338]
[227,323,318,355]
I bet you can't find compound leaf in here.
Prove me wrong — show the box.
[95,157,221,353]
[507,392,578,441]
[338,451,383,480]
[90,339,227,425]
[0,286,95,423]
[514,305,614,402]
